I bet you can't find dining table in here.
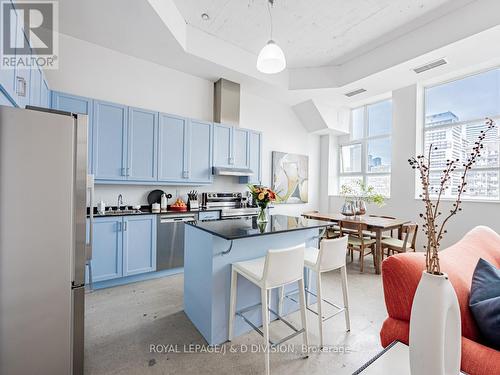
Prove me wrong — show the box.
[301,212,411,274]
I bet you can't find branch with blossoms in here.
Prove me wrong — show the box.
[408,118,495,274]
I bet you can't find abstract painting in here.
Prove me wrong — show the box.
[271,151,309,204]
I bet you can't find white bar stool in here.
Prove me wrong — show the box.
[228,243,309,375]
[282,236,350,348]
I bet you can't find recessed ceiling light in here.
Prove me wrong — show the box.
[201,13,210,21]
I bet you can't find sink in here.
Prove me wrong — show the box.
[100,210,142,216]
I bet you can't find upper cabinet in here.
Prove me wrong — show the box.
[93,100,128,181]
[158,114,188,182]
[52,92,94,173]
[49,92,260,186]
[213,124,250,169]
[127,107,158,182]
[213,123,232,168]
[233,128,250,168]
[239,130,262,185]
[187,119,213,183]
[29,67,42,107]
[158,115,213,184]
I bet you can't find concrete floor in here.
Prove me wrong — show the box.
[85,260,387,375]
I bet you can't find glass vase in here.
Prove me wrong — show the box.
[257,206,269,223]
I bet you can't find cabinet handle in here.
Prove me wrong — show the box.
[117,222,122,231]
[183,171,189,179]
[126,167,130,176]
[16,76,26,97]
[121,168,126,176]
[123,222,127,231]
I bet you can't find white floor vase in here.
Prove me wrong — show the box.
[409,271,461,375]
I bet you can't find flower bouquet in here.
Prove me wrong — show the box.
[247,185,276,223]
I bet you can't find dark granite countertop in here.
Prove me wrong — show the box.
[186,215,334,240]
[87,206,217,218]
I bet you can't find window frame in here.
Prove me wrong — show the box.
[421,67,500,203]
[338,99,392,197]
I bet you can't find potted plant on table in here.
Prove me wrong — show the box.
[340,180,385,216]
[407,118,496,375]
[247,185,277,223]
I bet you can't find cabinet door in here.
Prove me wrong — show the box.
[40,78,50,108]
[12,11,30,108]
[240,131,262,184]
[187,119,212,183]
[233,128,249,168]
[158,114,188,182]
[29,67,41,106]
[213,123,232,167]
[127,107,157,181]
[51,92,93,172]
[0,1,16,104]
[91,217,123,282]
[122,215,157,276]
[93,100,128,180]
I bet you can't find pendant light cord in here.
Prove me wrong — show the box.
[267,0,273,40]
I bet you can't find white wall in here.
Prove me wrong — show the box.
[328,84,500,249]
[46,34,320,215]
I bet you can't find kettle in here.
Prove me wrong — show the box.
[160,193,168,212]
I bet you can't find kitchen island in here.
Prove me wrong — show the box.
[184,215,334,345]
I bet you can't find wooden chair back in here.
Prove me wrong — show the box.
[401,224,418,251]
[340,221,369,247]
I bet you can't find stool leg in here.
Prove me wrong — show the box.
[268,289,272,322]
[261,288,270,375]
[316,271,324,348]
[278,286,284,317]
[228,269,237,341]
[340,265,350,332]
[305,268,312,307]
[297,278,309,357]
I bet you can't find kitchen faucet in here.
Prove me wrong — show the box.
[117,194,123,211]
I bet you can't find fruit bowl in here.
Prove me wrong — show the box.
[168,205,187,212]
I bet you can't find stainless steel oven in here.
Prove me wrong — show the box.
[157,213,196,270]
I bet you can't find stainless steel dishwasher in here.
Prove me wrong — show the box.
[157,213,196,270]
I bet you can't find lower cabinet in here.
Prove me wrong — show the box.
[92,215,156,282]
[122,215,157,276]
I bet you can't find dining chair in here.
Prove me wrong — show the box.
[381,223,418,258]
[340,221,376,273]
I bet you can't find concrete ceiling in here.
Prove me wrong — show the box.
[173,0,455,68]
[56,0,500,115]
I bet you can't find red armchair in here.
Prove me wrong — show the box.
[380,226,500,375]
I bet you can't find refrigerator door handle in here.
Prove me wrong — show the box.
[86,175,94,261]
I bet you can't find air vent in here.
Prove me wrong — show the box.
[345,88,366,97]
[413,58,447,74]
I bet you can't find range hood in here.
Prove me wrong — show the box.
[213,78,253,177]
[212,166,253,177]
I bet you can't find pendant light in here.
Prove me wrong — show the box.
[257,0,286,74]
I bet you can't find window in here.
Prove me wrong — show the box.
[424,68,500,201]
[338,99,392,197]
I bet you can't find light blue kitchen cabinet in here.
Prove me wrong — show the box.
[0,1,17,105]
[213,123,232,167]
[187,119,213,183]
[239,130,262,184]
[127,107,158,182]
[29,67,42,107]
[51,91,93,172]
[158,114,188,182]
[122,215,157,276]
[233,128,249,168]
[40,78,50,108]
[93,100,128,180]
[91,217,123,282]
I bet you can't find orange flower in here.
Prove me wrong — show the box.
[258,192,265,200]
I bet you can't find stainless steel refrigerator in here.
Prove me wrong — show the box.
[0,105,91,375]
